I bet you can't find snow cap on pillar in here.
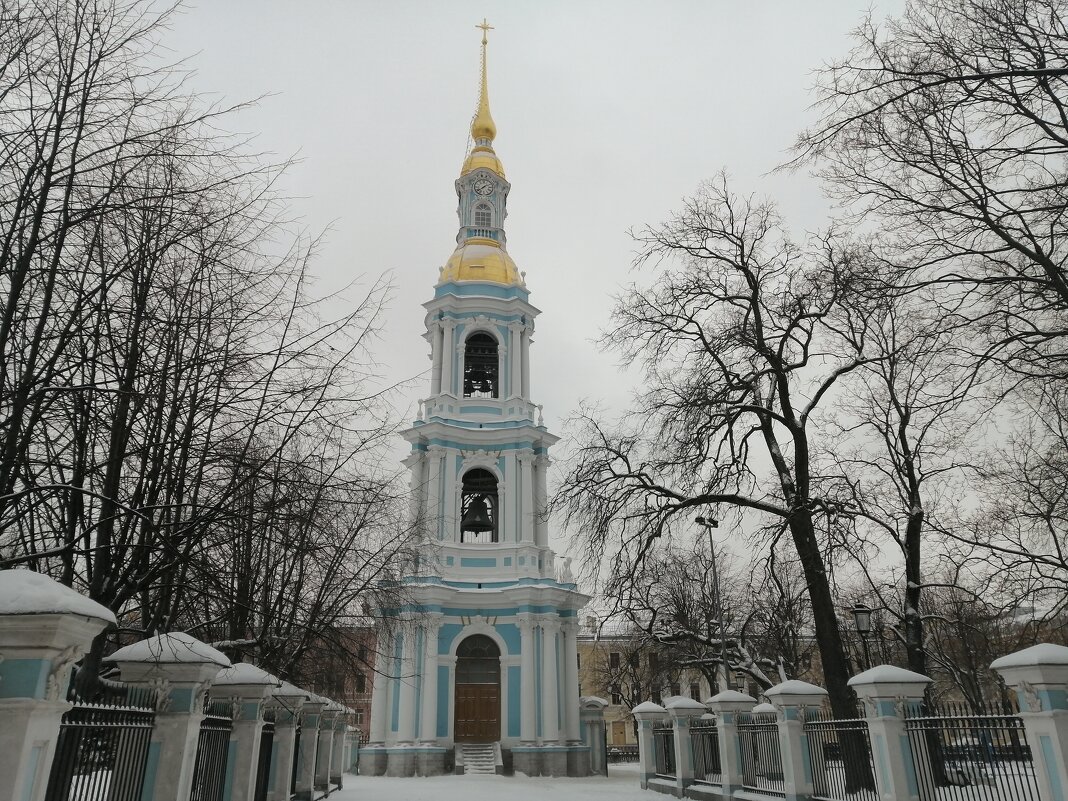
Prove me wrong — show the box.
[992,644,1068,711]
[764,679,828,707]
[107,631,230,688]
[0,569,116,624]
[666,696,707,717]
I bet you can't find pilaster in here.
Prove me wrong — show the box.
[704,690,757,796]
[540,616,561,744]
[419,615,443,745]
[518,451,535,544]
[518,615,537,743]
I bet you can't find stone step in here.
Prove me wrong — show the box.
[461,743,499,775]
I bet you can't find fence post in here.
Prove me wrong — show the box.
[765,680,828,801]
[109,632,232,801]
[265,682,308,801]
[849,665,931,801]
[0,571,116,801]
[329,711,347,789]
[294,694,327,800]
[667,696,707,795]
[991,643,1068,801]
[209,663,281,801]
[633,701,668,789]
[579,696,608,776]
[315,703,340,791]
[705,690,756,797]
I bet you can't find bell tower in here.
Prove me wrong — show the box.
[403,19,557,576]
[364,22,591,780]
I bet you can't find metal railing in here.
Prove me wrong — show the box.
[691,723,722,785]
[190,699,235,801]
[652,725,676,778]
[606,744,639,763]
[904,699,1040,801]
[253,710,275,801]
[804,709,878,801]
[738,712,785,797]
[291,721,302,795]
[44,681,157,801]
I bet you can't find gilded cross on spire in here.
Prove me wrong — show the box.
[477,18,494,45]
[469,18,497,145]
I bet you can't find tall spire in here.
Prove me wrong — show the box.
[471,19,496,143]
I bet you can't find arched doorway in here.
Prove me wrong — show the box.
[454,634,501,742]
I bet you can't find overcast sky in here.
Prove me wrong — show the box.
[165,1,904,559]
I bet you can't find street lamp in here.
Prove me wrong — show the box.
[850,602,873,670]
[696,515,729,692]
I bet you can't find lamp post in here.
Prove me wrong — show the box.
[696,515,728,692]
[850,602,873,671]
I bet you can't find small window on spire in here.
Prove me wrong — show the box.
[474,203,492,228]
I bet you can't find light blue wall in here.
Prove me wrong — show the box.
[390,634,402,733]
[507,666,521,738]
[0,658,48,699]
[436,665,450,738]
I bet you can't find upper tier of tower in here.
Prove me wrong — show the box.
[439,21,523,288]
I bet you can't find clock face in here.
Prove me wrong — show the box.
[474,178,493,196]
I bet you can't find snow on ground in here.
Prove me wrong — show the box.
[332,763,655,801]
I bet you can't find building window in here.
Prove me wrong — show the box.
[357,644,368,663]
[609,652,620,670]
[354,708,364,724]
[610,684,622,705]
[474,203,492,227]
[576,653,581,669]
[689,682,701,700]
[460,468,498,543]
[670,682,681,698]
[629,652,639,669]
[354,671,366,694]
[463,331,498,398]
[651,688,661,705]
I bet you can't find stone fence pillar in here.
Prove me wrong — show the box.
[579,696,608,776]
[705,690,757,797]
[991,643,1068,801]
[667,696,707,794]
[849,665,931,801]
[315,703,340,790]
[209,663,281,801]
[329,711,348,788]
[265,682,308,801]
[109,632,232,801]
[633,700,668,790]
[765,680,828,801]
[294,694,327,800]
[0,571,116,801]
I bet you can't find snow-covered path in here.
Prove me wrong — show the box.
[331,763,655,801]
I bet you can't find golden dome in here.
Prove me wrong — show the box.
[461,146,505,178]
[440,238,523,286]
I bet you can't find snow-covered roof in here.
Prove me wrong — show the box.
[991,643,1068,669]
[108,632,231,667]
[848,665,930,686]
[0,569,115,624]
[213,662,281,687]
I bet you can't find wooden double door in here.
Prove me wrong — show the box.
[454,634,501,743]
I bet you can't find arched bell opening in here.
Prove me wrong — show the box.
[460,468,498,544]
[454,634,501,743]
[463,332,499,398]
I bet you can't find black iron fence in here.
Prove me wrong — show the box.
[737,712,785,797]
[804,708,878,801]
[253,710,275,801]
[904,699,1040,801]
[44,681,157,801]
[190,698,235,801]
[606,744,639,763]
[291,720,302,795]
[691,722,721,785]
[652,725,675,778]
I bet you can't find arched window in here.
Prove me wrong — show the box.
[474,203,492,228]
[463,332,498,398]
[460,468,498,543]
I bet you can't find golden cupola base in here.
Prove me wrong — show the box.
[439,238,523,286]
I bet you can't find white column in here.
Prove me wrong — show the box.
[429,322,442,395]
[368,630,391,744]
[425,446,444,541]
[540,617,561,744]
[518,616,536,743]
[521,328,531,398]
[504,450,518,543]
[404,452,425,531]
[534,454,549,547]
[419,616,442,743]
[395,627,418,744]
[443,451,457,540]
[509,322,523,398]
[518,451,535,544]
[441,320,456,396]
[562,620,581,742]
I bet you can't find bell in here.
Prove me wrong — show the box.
[461,495,494,532]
